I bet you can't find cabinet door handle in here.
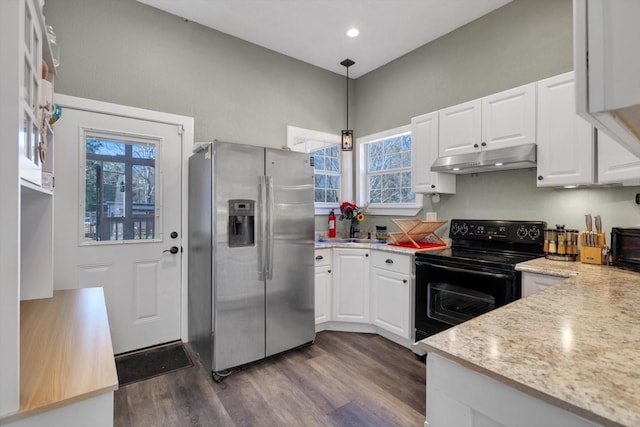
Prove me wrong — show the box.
[481,142,487,147]
[328,269,331,273]
[403,279,407,283]
[315,255,323,260]
[365,253,369,257]
[385,259,394,264]
[473,143,479,148]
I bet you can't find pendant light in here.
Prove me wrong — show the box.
[340,58,355,151]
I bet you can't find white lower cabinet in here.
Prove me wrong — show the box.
[370,251,411,340]
[427,353,600,427]
[332,248,370,323]
[314,249,332,325]
[315,247,415,347]
[522,272,565,297]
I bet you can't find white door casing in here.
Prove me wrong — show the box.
[52,94,193,354]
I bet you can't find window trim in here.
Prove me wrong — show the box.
[287,125,352,215]
[356,124,422,216]
[78,127,163,246]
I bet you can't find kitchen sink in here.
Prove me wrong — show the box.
[317,237,388,244]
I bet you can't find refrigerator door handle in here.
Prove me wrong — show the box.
[265,175,275,281]
[258,176,267,281]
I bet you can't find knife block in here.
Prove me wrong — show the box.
[579,232,606,264]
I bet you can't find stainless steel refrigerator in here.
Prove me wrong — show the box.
[188,141,315,378]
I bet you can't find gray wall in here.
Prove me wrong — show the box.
[355,0,573,135]
[46,0,640,236]
[346,0,640,237]
[45,0,346,146]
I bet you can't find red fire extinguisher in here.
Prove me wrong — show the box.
[328,209,336,238]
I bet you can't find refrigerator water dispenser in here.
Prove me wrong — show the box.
[228,199,255,247]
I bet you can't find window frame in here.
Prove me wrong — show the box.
[78,127,163,246]
[356,124,422,216]
[287,125,352,215]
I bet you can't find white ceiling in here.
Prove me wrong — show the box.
[137,0,512,78]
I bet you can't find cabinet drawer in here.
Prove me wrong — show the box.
[314,249,332,267]
[371,250,411,274]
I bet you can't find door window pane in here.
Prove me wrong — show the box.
[84,136,157,242]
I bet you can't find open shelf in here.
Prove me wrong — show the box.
[21,178,53,196]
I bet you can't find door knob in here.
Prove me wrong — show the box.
[163,246,179,254]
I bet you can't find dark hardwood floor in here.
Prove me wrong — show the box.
[114,331,426,426]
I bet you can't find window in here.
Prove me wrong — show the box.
[357,125,422,216]
[287,126,352,214]
[311,144,340,204]
[81,130,160,243]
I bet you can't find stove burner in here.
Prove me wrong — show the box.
[416,219,545,270]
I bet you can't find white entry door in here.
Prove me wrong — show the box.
[53,97,187,354]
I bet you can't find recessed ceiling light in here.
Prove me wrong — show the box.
[347,28,360,38]
[495,162,503,166]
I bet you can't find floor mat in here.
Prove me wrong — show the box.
[116,343,193,386]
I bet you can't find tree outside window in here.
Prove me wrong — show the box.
[365,133,415,205]
[84,137,157,242]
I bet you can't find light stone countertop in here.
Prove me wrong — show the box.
[414,257,640,427]
[314,239,448,256]
[0,288,118,424]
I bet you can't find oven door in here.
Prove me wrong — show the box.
[415,258,519,341]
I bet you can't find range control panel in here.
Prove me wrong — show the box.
[449,219,545,244]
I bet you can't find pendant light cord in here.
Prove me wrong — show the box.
[340,59,355,132]
[346,66,349,130]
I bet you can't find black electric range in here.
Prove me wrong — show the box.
[414,219,545,342]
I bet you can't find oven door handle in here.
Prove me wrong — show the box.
[417,261,512,280]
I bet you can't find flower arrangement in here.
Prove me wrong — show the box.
[339,201,368,222]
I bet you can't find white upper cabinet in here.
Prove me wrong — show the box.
[18,0,44,186]
[481,83,536,151]
[574,0,640,158]
[536,72,594,187]
[597,129,640,185]
[410,111,455,194]
[439,99,481,156]
[439,83,536,157]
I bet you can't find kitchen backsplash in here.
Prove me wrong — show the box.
[315,168,640,240]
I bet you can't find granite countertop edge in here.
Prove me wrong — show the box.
[417,257,640,427]
[314,240,444,255]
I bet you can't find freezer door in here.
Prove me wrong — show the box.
[265,148,315,357]
[187,149,213,369]
[212,142,266,371]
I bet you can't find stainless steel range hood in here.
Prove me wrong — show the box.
[430,143,536,174]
